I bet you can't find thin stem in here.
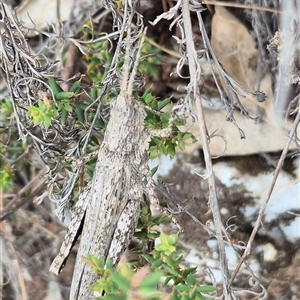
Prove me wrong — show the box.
[181,1,232,298]
[228,100,300,287]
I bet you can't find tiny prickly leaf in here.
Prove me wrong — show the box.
[163,264,179,275]
[151,258,163,268]
[55,91,75,101]
[90,87,98,100]
[144,255,155,264]
[196,285,216,293]
[158,97,171,111]
[151,165,158,176]
[168,234,178,246]
[186,273,196,286]
[43,114,52,129]
[139,270,163,288]
[110,271,130,293]
[189,287,197,299]
[75,103,84,123]
[48,77,63,95]
[69,79,82,93]
[160,112,170,126]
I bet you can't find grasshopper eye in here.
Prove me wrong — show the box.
[124,106,135,118]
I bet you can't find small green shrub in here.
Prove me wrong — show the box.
[84,204,216,300]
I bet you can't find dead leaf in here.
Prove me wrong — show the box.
[211,6,274,119]
[211,6,258,91]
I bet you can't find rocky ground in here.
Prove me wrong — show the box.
[2,150,299,299]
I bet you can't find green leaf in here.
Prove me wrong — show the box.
[175,284,190,292]
[39,100,48,112]
[28,106,39,115]
[90,256,104,269]
[48,77,63,95]
[95,117,106,129]
[109,271,130,293]
[178,140,186,151]
[164,256,176,268]
[69,79,82,93]
[151,165,158,176]
[172,289,180,300]
[174,255,183,266]
[151,259,163,268]
[158,143,168,155]
[0,166,14,192]
[139,270,163,287]
[150,148,158,160]
[144,255,155,264]
[55,91,75,101]
[57,103,64,111]
[60,108,68,124]
[75,104,84,123]
[119,264,134,279]
[182,267,197,278]
[196,285,216,293]
[81,255,96,268]
[150,98,158,110]
[141,204,150,215]
[1,99,13,118]
[168,234,178,246]
[33,116,43,125]
[138,287,161,298]
[167,142,176,158]
[90,87,98,100]
[151,137,161,145]
[186,274,196,286]
[90,135,100,145]
[163,264,179,275]
[43,114,52,129]
[160,112,170,125]
[177,132,185,141]
[158,97,171,111]
[164,275,173,286]
[152,215,171,224]
[146,121,159,129]
[64,102,72,112]
[189,287,197,299]
[85,164,95,173]
[168,252,181,260]
[105,259,114,269]
[160,232,168,245]
[139,88,150,102]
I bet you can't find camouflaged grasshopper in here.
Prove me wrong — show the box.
[50,20,174,298]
